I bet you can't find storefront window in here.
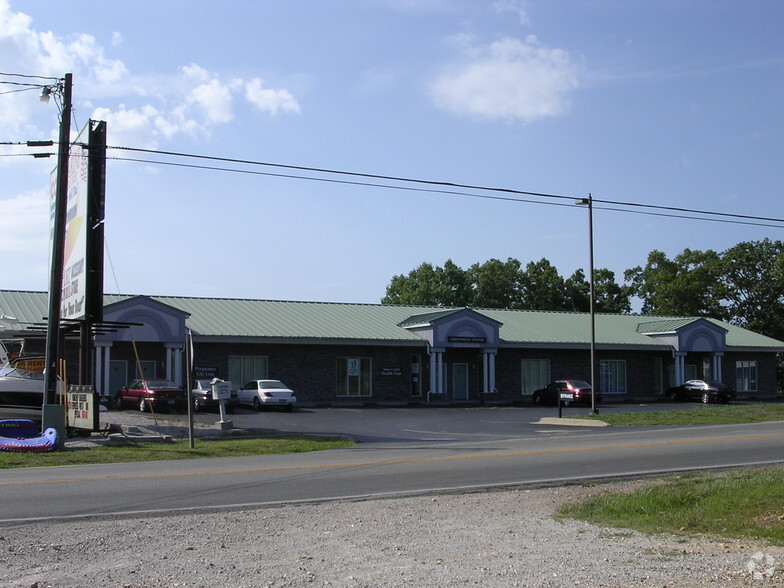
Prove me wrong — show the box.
[600,360,627,394]
[736,361,757,392]
[337,357,372,397]
[521,359,549,395]
[228,355,268,387]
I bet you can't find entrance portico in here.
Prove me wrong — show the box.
[399,308,501,402]
[638,318,728,385]
[93,296,189,398]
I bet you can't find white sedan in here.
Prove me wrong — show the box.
[238,379,297,411]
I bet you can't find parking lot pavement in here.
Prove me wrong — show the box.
[89,401,735,446]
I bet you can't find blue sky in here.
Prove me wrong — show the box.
[1,0,782,305]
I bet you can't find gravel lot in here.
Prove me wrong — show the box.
[1,412,781,587]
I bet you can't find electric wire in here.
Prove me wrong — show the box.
[104,149,784,230]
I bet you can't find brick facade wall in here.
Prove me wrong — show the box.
[53,338,780,405]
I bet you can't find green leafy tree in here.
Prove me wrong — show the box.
[567,268,632,314]
[519,258,568,310]
[382,262,445,306]
[625,248,725,317]
[468,257,523,308]
[718,239,784,341]
[564,269,590,311]
[382,259,471,306]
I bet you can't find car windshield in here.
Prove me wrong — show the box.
[0,366,43,379]
[567,381,591,388]
[145,379,178,389]
[704,380,725,387]
[260,381,287,389]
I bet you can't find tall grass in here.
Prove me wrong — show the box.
[576,403,784,426]
[558,467,784,545]
[0,435,354,469]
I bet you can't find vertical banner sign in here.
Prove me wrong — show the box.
[49,123,89,321]
[85,120,106,322]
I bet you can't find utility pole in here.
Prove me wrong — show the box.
[42,73,72,439]
[576,194,597,415]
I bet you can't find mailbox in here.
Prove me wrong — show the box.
[211,380,232,401]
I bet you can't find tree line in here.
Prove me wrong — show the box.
[381,238,784,343]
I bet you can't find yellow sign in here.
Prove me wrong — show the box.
[15,358,46,373]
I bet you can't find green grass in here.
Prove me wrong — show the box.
[558,466,784,545]
[570,403,784,426]
[0,435,354,469]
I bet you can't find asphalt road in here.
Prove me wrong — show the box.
[202,401,712,444]
[2,404,783,523]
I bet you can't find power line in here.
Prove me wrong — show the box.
[107,145,579,203]
[106,145,784,229]
[0,72,61,81]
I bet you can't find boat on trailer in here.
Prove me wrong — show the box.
[0,354,49,421]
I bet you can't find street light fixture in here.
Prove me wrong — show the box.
[39,86,52,103]
[576,194,597,414]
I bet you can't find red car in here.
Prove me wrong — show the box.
[114,379,187,413]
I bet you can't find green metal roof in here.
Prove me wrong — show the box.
[637,318,705,334]
[0,290,782,350]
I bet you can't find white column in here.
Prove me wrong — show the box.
[438,351,445,395]
[94,346,103,396]
[714,353,723,382]
[674,353,686,385]
[429,351,437,397]
[163,344,183,386]
[173,347,182,387]
[104,345,111,398]
[482,352,489,394]
[489,350,496,394]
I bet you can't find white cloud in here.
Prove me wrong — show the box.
[189,79,234,124]
[0,2,300,151]
[0,190,49,257]
[492,0,530,25]
[245,78,301,115]
[92,103,205,149]
[429,35,580,123]
[181,63,210,83]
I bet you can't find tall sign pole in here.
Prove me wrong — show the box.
[586,193,597,414]
[42,73,72,437]
[576,194,597,415]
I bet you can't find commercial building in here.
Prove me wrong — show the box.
[0,289,781,405]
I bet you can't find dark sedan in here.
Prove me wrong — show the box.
[666,379,735,404]
[532,380,599,406]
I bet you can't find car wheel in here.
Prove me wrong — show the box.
[114,393,124,410]
[193,397,201,413]
[563,400,572,407]
[253,397,262,411]
[139,397,148,412]
[701,392,711,404]
[532,392,542,405]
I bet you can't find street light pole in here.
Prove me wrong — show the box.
[576,194,597,414]
[42,73,72,437]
